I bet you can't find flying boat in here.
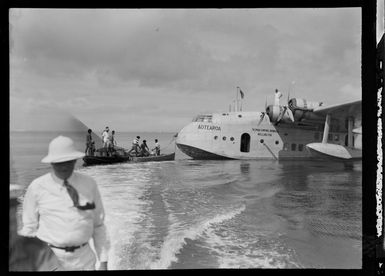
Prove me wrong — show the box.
[176,88,362,161]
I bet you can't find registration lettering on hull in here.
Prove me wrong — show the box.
[197,124,221,131]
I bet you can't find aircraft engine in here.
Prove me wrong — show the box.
[288,98,323,111]
[288,98,324,122]
[266,105,294,124]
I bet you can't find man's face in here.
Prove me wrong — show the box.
[51,160,76,180]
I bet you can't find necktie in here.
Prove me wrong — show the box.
[63,179,95,210]
[63,179,80,207]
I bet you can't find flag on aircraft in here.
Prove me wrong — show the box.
[239,89,244,99]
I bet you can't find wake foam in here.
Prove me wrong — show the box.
[150,204,246,269]
[80,164,154,270]
[202,221,301,268]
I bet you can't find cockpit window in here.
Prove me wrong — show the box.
[192,115,213,123]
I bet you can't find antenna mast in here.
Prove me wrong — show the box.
[236,86,239,111]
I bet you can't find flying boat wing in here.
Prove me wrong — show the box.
[306,99,362,160]
[312,100,361,117]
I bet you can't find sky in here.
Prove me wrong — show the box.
[378,0,385,42]
[9,8,367,132]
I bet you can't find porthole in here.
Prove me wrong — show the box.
[214,136,218,140]
[275,141,279,145]
[230,137,234,141]
[223,136,227,141]
[238,114,242,118]
[260,139,264,143]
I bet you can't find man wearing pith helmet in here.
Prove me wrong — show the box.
[20,136,110,271]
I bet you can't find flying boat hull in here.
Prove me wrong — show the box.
[176,95,361,161]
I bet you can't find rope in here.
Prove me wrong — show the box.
[162,134,177,151]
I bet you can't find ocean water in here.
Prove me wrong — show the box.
[10,131,362,269]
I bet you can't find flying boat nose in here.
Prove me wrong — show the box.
[176,125,189,145]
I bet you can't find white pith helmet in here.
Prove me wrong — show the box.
[41,136,85,163]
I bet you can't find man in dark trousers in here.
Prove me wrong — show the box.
[85,129,95,156]
[139,140,150,157]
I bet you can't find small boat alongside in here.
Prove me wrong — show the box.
[82,148,175,166]
[82,155,131,166]
[130,152,175,163]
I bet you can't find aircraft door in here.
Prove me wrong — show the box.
[240,133,251,152]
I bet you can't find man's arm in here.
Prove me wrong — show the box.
[19,184,39,237]
[92,182,110,269]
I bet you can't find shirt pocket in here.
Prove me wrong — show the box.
[76,194,95,219]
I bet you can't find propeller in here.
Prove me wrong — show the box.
[275,88,295,125]
[287,91,290,104]
[285,90,294,122]
[287,107,294,122]
[258,112,266,125]
[258,97,269,126]
[275,107,285,125]
[275,106,295,126]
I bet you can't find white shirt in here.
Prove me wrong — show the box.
[274,90,283,106]
[155,142,160,150]
[102,131,110,143]
[20,171,110,262]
